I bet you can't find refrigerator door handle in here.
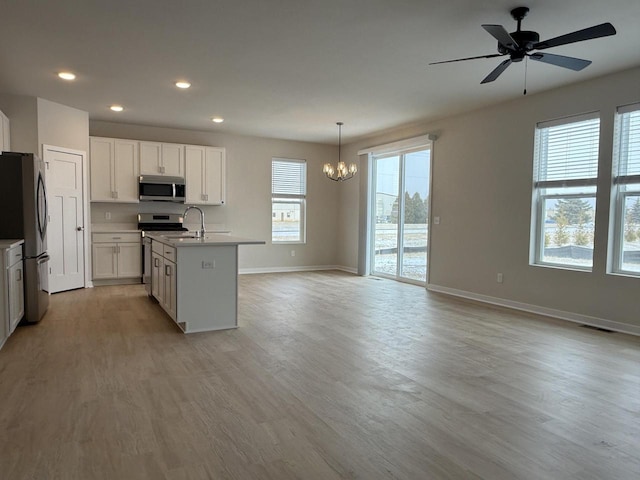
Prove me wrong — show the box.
[36,253,50,265]
[37,172,48,241]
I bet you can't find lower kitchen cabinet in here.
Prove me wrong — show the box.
[162,259,177,320]
[92,232,141,283]
[151,241,177,322]
[1,240,24,351]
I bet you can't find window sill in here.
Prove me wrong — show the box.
[530,262,593,273]
[606,271,640,280]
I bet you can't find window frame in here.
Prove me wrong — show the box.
[271,157,307,244]
[530,112,601,271]
[610,103,640,276]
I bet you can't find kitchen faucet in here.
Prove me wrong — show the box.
[183,206,206,238]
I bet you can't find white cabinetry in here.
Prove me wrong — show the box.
[185,146,226,205]
[0,109,10,151]
[151,240,177,322]
[89,136,226,204]
[140,142,184,177]
[90,137,139,202]
[92,232,141,282]
[1,241,24,351]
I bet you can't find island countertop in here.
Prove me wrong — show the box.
[147,232,265,247]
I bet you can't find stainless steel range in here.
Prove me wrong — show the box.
[138,213,187,294]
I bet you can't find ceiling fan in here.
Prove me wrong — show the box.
[430,7,616,84]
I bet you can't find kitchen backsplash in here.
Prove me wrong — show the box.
[91,202,229,231]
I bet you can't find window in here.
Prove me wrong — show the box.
[611,103,640,275]
[531,113,600,270]
[272,158,306,243]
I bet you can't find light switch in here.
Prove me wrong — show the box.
[433,216,440,225]
[202,261,215,269]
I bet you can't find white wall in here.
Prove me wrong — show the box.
[339,66,640,330]
[89,121,340,271]
[37,98,89,156]
[0,95,89,156]
[0,94,38,153]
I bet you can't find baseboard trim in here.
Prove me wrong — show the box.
[427,284,640,337]
[239,265,357,275]
[92,278,143,287]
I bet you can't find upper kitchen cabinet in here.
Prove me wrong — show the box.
[185,146,226,205]
[90,137,139,203]
[140,141,185,177]
[0,109,10,151]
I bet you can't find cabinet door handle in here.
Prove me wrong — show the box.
[16,268,22,281]
[113,246,117,254]
[154,258,160,267]
[117,246,121,254]
[114,191,118,199]
[165,265,171,276]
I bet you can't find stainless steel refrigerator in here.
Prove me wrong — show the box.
[0,152,50,323]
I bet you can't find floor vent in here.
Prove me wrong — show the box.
[581,324,614,333]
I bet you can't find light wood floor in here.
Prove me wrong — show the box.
[1,271,639,480]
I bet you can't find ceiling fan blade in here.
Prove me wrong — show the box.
[533,23,616,50]
[482,24,519,51]
[429,53,504,65]
[529,52,592,71]
[481,59,512,84]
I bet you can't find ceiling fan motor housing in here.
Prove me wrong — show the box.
[497,30,540,55]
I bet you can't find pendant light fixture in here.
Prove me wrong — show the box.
[323,122,357,181]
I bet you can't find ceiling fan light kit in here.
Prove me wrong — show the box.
[430,6,616,86]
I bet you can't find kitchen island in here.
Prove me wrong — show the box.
[147,233,264,333]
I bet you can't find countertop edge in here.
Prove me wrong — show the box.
[147,233,266,247]
[0,239,25,249]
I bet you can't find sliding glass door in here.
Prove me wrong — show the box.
[371,148,430,284]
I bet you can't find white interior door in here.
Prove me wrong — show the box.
[44,147,86,293]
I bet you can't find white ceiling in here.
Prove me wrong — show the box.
[1,0,638,144]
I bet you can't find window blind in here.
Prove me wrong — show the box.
[272,159,306,197]
[535,116,600,184]
[615,104,640,183]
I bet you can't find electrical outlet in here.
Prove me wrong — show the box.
[202,261,215,269]
[291,250,296,257]
[497,273,503,283]
[105,211,111,220]
[433,216,440,225]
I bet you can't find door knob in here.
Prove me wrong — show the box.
[77,226,84,231]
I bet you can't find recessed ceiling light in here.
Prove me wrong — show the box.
[110,105,124,112]
[211,117,224,123]
[58,72,76,81]
[175,81,191,89]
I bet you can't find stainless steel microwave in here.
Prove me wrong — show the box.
[139,175,186,202]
